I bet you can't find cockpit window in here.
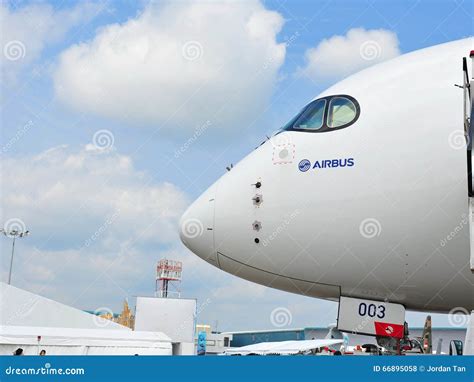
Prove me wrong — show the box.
[327,97,357,128]
[283,94,359,133]
[293,99,326,130]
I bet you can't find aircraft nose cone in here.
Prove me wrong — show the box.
[179,184,218,266]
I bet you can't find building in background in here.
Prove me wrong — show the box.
[134,296,196,355]
[87,300,135,330]
[115,300,135,329]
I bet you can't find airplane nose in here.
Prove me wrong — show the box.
[179,183,218,267]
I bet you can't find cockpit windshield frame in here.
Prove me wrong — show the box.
[283,94,360,133]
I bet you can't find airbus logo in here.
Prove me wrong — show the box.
[298,159,311,172]
[298,158,355,172]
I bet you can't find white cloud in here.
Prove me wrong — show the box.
[1,1,106,81]
[299,28,400,81]
[1,145,188,248]
[0,144,191,305]
[53,0,286,130]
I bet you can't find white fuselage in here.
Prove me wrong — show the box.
[180,38,474,313]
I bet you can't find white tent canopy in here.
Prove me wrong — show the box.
[224,339,344,356]
[0,282,127,331]
[0,283,173,355]
[0,325,172,355]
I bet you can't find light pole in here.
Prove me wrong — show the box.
[1,228,29,285]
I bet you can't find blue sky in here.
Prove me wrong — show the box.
[1,0,472,331]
